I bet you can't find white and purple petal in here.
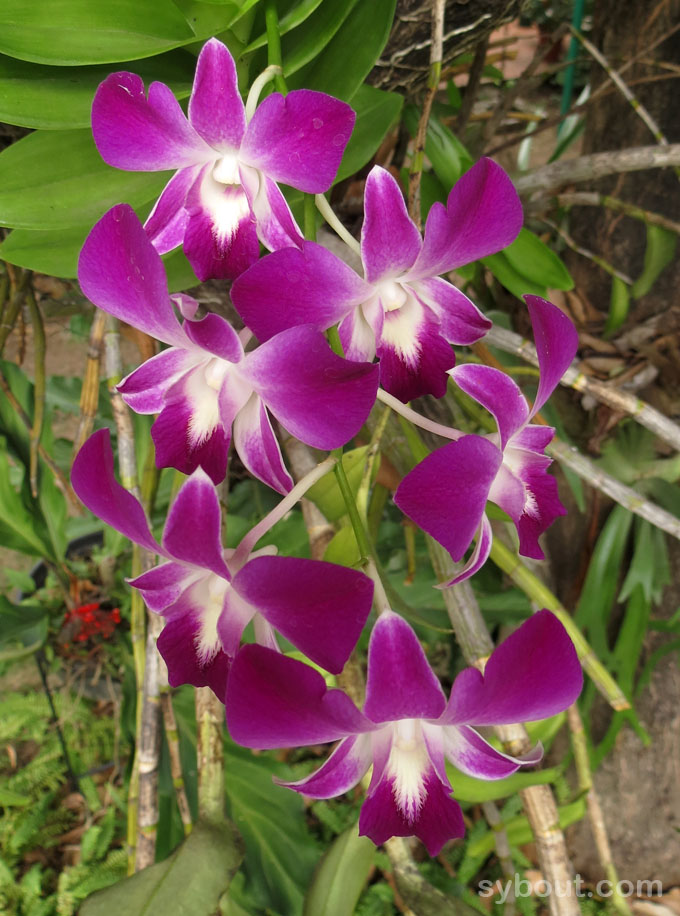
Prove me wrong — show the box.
[450,364,529,450]
[412,277,491,346]
[438,513,494,588]
[232,394,293,494]
[127,562,192,613]
[161,470,230,578]
[144,165,201,254]
[188,38,246,151]
[117,347,197,414]
[157,611,230,698]
[276,734,373,798]
[443,725,541,780]
[361,167,421,283]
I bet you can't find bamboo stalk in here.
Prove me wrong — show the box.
[482,801,516,916]
[282,435,335,560]
[160,678,193,836]
[73,309,107,457]
[196,687,225,825]
[24,286,45,498]
[136,613,163,868]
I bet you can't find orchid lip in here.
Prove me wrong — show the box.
[385,719,429,822]
[378,279,408,313]
[212,153,242,186]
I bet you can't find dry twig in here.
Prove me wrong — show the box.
[73,309,107,457]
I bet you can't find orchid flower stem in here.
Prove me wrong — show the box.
[304,192,317,241]
[315,193,361,254]
[245,65,283,121]
[377,388,462,442]
[264,0,287,95]
[232,454,338,567]
[25,285,45,499]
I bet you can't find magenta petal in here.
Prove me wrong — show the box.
[232,395,293,494]
[377,305,455,402]
[151,393,229,484]
[361,167,421,283]
[162,470,230,578]
[128,562,189,613]
[247,174,305,252]
[188,38,246,151]
[450,364,528,449]
[276,734,372,798]
[232,556,373,674]
[71,429,160,555]
[525,296,579,416]
[359,769,465,855]
[513,456,566,560]
[144,166,199,254]
[440,514,493,588]
[78,205,187,347]
[244,326,379,450]
[411,158,523,277]
[444,725,538,779]
[118,348,195,414]
[92,71,211,171]
[413,277,491,346]
[231,242,368,342]
[240,90,355,192]
[226,645,371,748]
[183,313,243,362]
[395,436,503,562]
[445,611,583,726]
[158,613,230,698]
[364,612,446,722]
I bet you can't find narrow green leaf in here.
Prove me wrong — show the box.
[502,228,574,291]
[603,275,630,337]
[0,51,195,130]
[0,596,49,662]
[403,106,473,191]
[0,439,54,559]
[303,827,375,916]
[335,84,403,184]
[630,224,677,299]
[279,0,360,79]
[0,787,31,807]
[481,251,547,299]
[307,447,370,522]
[81,820,243,915]
[448,764,562,804]
[0,0,194,66]
[243,0,325,53]
[0,129,170,230]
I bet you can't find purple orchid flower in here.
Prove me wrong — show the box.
[231,159,522,402]
[91,38,355,281]
[71,429,374,698]
[394,296,579,585]
[226,609,582,855]
[78,204,379,492]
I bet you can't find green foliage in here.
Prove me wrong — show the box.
[302,828,375,916]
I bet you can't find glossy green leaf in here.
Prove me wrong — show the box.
[0,438,54,559]
[0,597,49,662]
[335,84,402,184]
[0,129,170,230]
[279,0,360,78]
[303,827,375,916]
[243,0,325,53]
[307,448,369,522]
[81,820,243,915]
[290,0,396,100]
[448,764,561,804]
[0,0,195,66]
[604,274,630,336]
[630,224,677,299]
[502,228,574,291]
[323,524,361,568]
[482,251,547,299]
[0,51,195,130]
[173,0,249,40]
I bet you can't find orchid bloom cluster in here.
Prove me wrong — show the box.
[72,37,584,855]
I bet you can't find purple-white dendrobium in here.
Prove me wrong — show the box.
[91,38,355,281]
[394,296,579,584]
[78,205,379,492]
[227,609,582,855]
[231,159,522,401]
[71,429,374,699]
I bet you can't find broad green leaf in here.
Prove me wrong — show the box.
[502,228,574,291]
[0,51,195,130]
[631,224,677,299]
[403,105,473,191]
[448,764,561,804]
[0,597,49,662]
[173,0,248,40]
[0,0,195,66]
[243,0,326,53]
[279,0,360,78]
[0,438,54,559]
[323,524,361,568]
[604,274,630,336]
[306,447,370,522]
[81,820,243,915]
[482,251,547,299]
[290,0,396,100]
[0,129,170,230]
[335,84,403,184]
[468,799,586,858]
[303,827,375,916]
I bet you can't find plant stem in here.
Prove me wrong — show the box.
[0,267,28,356]
[265,0,287,94]
[315,193,361,254]
[25,285,45,499]
[196,687,225,824]
[481,801,516,916]
[160,683,193,836]
[377,388,462,441]
[73,309,107,457]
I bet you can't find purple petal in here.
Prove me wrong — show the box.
[338,304,379,363]
[157,612,230,699]
[361,167,421,283]
[218,587,257,657]
[231,242,368,342]
[226,645,371,748]
[364,612,446,722]
[244,326,379,450]
[162,470,230,578]
[144,166,199,254]
[525,296,579,417]
[117,347,196,414]
[444,725,541,779]
[376,302,455,402]
[412,277,491,345]
[359,768,465,856]
[444,610,583,726]
[232,557,373,674]
[276,734,372,798]
[71,429,160,555]
[506,451,566,560]
[188,38,246,151]
[78,205,188,347]
[151,385,229,484]
[450,364,529,450]
[183,312,243,362]
[410,158,523,277]
[395,436,503,562]
[439,514,493,588]
[92,71,212,171]
[243,171,305,252]
[183,168,260,281]
[232,395,293,494]
[127,562,190,613]
[240,90,355,192]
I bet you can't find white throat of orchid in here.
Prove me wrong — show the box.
[191,573,230,663]
[385,719,430,823]
[495,444,540,519]
[201,157,251,244]
[186,358,232,444]
[377,279,408,313]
